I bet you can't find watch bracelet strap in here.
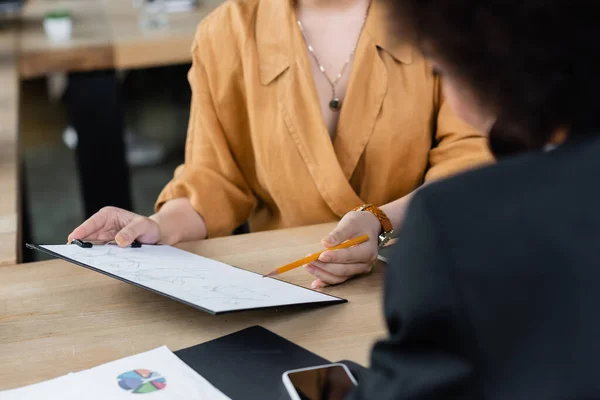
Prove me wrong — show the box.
[352,204,394,235]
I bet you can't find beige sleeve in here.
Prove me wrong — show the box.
[425,77,494,181]
[155,34,254,238]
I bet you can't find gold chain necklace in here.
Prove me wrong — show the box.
[296,5,369,112]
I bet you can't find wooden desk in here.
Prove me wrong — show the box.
[19,0,223,78]
[0,25,20,266]
[0,223,386,390]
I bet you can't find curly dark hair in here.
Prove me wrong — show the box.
[388,0,600,157]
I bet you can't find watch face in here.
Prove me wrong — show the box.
[378,233,390,248]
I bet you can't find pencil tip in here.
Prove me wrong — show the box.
[263,270,278,278]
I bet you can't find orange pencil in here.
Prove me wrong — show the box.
[262,234,370,278]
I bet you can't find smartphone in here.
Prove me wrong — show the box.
[282,363,358,400]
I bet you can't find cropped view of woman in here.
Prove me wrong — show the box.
[69,0,492,287]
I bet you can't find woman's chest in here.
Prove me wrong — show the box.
[217,54,438,197]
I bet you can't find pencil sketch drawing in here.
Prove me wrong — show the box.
[40,244,339,313]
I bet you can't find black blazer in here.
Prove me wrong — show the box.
[348,135,600,399]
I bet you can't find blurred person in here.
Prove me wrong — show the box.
[347,0,600,398]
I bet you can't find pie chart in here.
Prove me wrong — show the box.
[117,369,167,394]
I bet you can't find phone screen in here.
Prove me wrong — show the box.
[287,365,356,400]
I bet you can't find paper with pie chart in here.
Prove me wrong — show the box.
[117,369,167,393]
[0,346,229,399]
[29,244,346,314]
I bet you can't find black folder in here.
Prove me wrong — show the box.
[174,325,331,400]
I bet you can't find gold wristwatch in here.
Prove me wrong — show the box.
[352,204,394,249]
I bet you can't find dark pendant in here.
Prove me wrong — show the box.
[329,98,341,111]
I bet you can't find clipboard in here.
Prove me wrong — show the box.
[26,243,347,315]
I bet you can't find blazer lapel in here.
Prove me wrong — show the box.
[334,0,413,180]
[273,5,364,217]
[256,0,291,85]
[333,32,387,180]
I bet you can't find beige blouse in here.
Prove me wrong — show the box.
[156,0,494,238]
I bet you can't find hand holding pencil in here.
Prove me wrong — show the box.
[264,210,386,288]
[263,234,370,278]
[308,211,384,288]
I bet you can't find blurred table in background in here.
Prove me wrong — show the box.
[0,24,20,265]
[19,0,222,78]
[17,0,223,219]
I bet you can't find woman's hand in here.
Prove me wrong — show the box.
[67,207,161,247]
[306,211,381,289]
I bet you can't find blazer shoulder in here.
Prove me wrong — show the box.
[192,0,260,63]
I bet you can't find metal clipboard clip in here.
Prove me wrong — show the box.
[69,239,142,248]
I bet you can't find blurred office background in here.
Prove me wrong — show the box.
[7,0,213,261]
[1,0,224,262]
[22,65,192,260]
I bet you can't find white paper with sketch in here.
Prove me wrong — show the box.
[32,244,345,314]
[0,346,230,399]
